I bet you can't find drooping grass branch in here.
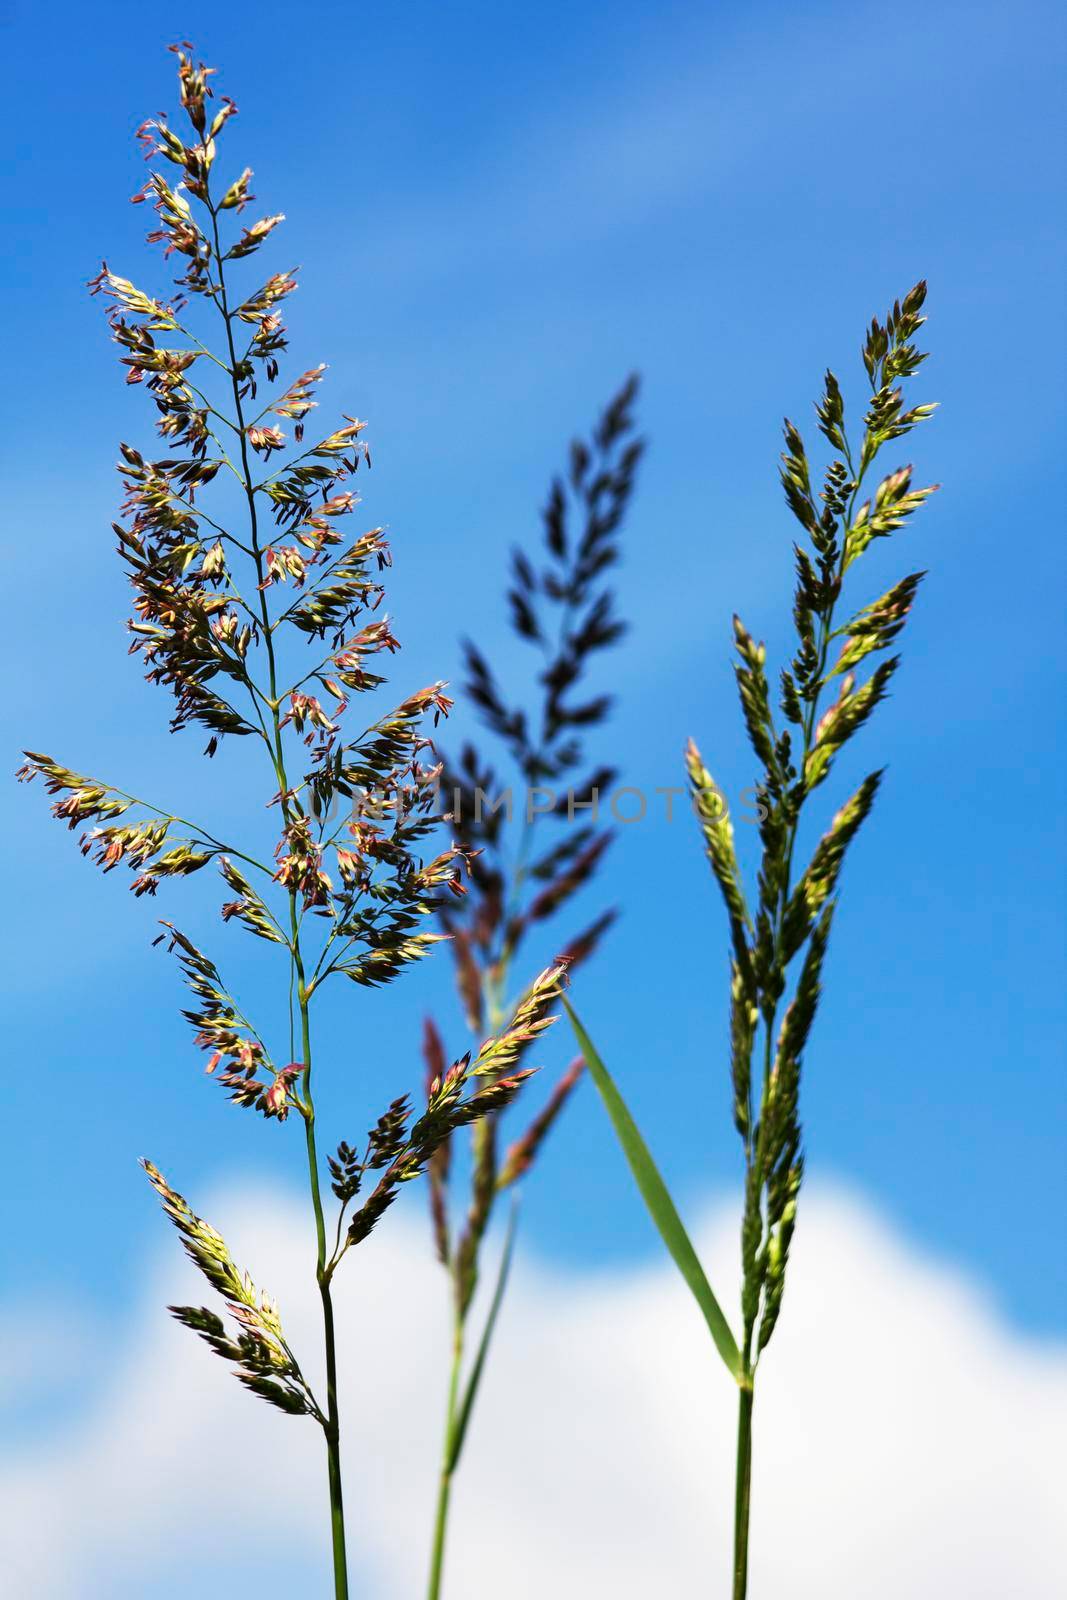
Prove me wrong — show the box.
[422,382,643,1598]
[17,46,563,1597]
[565,283,938,1598]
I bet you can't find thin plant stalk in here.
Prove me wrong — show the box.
[733,1385,753,1600]
[428,1313,465,1600]
[210,166,352,1588]
[424,1193,518,1599]
[302,1024,350,1596]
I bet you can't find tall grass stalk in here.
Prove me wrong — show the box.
[18,47,564,1594]
[422,384,642,1597]
[566,283,938,1595]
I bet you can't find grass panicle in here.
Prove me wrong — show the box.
[17,46,562,1599]
[565,281,938,1599]
[422,382,643,1599]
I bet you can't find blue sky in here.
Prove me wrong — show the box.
[3,0,1065,1410]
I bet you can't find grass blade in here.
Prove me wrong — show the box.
[563,996,741,1380]
[447,1199,520,1473]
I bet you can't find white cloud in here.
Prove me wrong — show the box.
[3,1182,1064,1597]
